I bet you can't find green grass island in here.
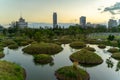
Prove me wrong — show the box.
[22,42,63,55]
[70,49,103,65]
[55,65,90,80]
[0,60,26,80]
[33,54,53,64]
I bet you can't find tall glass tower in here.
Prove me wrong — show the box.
[53,12,57,28]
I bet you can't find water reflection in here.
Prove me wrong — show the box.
[116,61,120,71]
[34,61,54,66]
[1,44,120,80]
[106,57,114,68]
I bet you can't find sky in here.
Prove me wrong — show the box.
[1,0,120,25]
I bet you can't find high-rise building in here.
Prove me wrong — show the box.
[108,19,117,28]
[118,19,120,25]
[10,17,27,28]
[0,25,4,32]
[16,17,28,28]
[80,16,86,28]
[53,12,57,28]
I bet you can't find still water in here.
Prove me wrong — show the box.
[1,44,120,80]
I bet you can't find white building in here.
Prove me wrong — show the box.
[16,17,28,28]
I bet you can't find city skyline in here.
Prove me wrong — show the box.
[1,0,120,25]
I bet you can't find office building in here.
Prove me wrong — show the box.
[108,19,117,28]
[80,16,86,28]
[53,12,57,28]
[16,17,28,28]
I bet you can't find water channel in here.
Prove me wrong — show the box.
[1,44,120,80]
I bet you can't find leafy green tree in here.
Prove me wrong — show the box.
[117,40,120,50]
[34,32,42,42]
[107,35,115,41]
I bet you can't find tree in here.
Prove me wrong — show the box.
[117,40,120,50]
[34,32,42,42]
[107,35,115,41]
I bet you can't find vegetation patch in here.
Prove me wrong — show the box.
[55,66,89,80]
[70,41,86,49]
[107,48,119,53]
[0,46,4,51]
[2,39,16,47]
[22,42,63,55]
[0,60,26,80]
[19,41,29,46]
[83,46,95,52]
[0,52,5,58]
[14,37,33,46]
[70,49,103,65]
[98,44,106,49]
[111,53,120,60]
[85,39,101,44]
[8,43,19,49]
[58,37,72,44]
[34,54,53,64]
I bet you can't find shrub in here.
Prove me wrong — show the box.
[23,42,63,55]
[14,37,33,46]
[20,41,29,46]
[34,54,53,64]
[2,39,16,47]
[8,43,19,49]
[107,48,119,53]
[70,41,86,49]
[0,46,4,51]
[85,39,101,44]
[55,66,89,80]
[111,53,120,60]
[70,49,103,65]
[0,52,5,58]
[98,44,106,49]
[59,38,72,44]
[0,60,25,80]
[83,46,95,52]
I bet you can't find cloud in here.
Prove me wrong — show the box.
[102,2,120,15]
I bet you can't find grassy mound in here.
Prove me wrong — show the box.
[0,60,25,80]
[14,37,33,46]
[0,52,5,58]
[8,43,19,49]
[0,46,4,51]
[98,44,106,49]
[19,41,29,46]
[34,54,53,64]
[59,38,72,44]
[85,39,101,44]
[70,49,103,65]
[107,48,119,53]
[83,46,95,52]
[111,53,120,60]
[70,41,86,49]
[2,39,16,47]
[23,42,63,55]
[55,66,89,80]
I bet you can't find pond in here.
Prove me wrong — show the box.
[1,44,120,80]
